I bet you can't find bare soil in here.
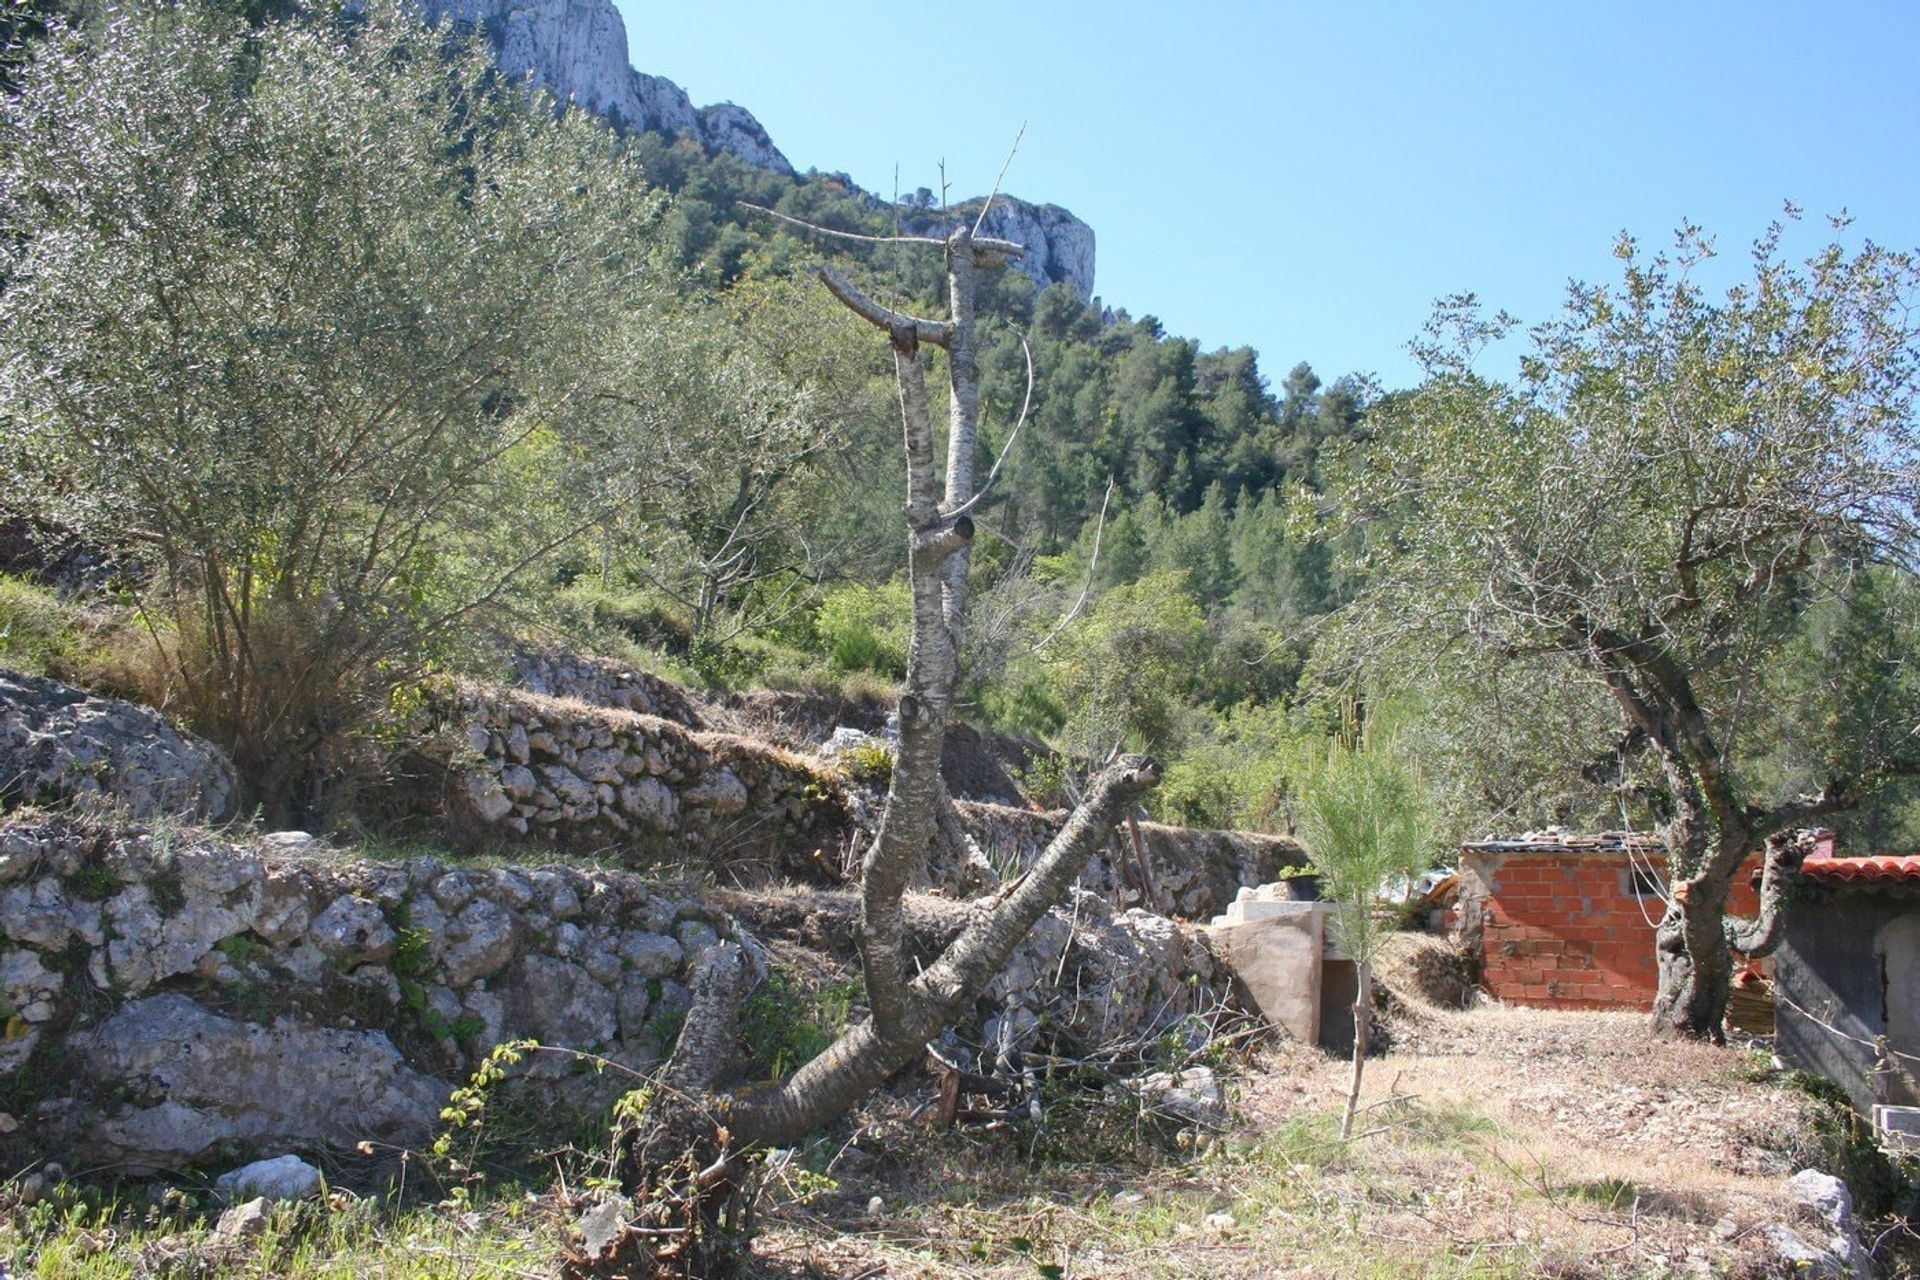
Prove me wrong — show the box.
[745,997,1917,1279]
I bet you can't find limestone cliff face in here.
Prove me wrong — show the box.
[415,0,1097,300]
[418,0,793,175]
[943,199,1098,303]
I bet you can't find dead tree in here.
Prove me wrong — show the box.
[597,216,1161,1273]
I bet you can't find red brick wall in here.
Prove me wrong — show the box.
[1466,851,1763,1010]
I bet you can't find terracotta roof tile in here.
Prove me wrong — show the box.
[1799,853,1920,886]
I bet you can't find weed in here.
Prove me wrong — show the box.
[841,740,895,785]
[737,974,854,1080]
[64,862,119,902]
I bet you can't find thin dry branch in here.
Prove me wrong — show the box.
[971,121,1028,238]
[737,200,948,248]
[1033,475,1116,652]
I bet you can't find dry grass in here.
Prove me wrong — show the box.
[744,1002,1908,1278]
[7,1001,1911,1278]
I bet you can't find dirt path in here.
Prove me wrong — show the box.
[752,1001,1891,1278]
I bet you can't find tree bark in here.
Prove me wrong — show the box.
[1339,959,1372,1140]
[1653,826,1813,1039]
[623,226,1162,1221]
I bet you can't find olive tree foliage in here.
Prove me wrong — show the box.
[594,278,896,650]
[1327,214,1920,1037]
[1294,726,1428,1138]
[0,1,669,821]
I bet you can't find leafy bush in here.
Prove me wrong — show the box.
[0,2,666,823]
[815,581,910,677]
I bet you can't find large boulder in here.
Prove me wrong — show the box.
[0,671,235,820]
[66,994,447,1171]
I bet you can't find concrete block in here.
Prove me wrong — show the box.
[1875,1105,1920,1152]
[1207,906,1326,1044]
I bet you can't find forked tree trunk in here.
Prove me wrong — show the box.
[1652,827,1811,1039]
[613,222,1163,1236]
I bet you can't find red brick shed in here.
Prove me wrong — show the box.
[1456,832,1767,1009]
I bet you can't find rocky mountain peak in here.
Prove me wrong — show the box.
[415,0,1096,300]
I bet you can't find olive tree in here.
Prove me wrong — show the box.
[1329,215,1920,1038]
[0,1,666,821]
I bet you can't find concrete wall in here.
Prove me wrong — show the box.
[1776,889,1920,1113]
[1459,849,1762,1009]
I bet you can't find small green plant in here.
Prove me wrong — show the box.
[215,933,264,965]
[64,863,119,902]
[430,1038,535,1185]
[841,741,895,785]
[391,926,432,979]
[737,975,855,1080]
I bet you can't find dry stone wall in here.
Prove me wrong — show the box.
[0,815,1222,1175]
[447,685,851,879]
[955,799,1305,922]
[0,816,746,1172]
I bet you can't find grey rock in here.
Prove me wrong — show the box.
[258,831,324,856]
[462,987,507,1047]
[487,868,534,910]
[0,1025,40,1075]
[673,919,719,959]
[499,764,538,801]
[100,883,247,993]
[215,1154,325,1202]
[618,776,677,829]
[0,949,59,1017]
[510,956,616,1047]
[615,976,652,1037]
[538,764,597,808]
[214,1197,272,1240]
[574,747,624,784]
[0,671,236,820]
[435,899,518,985]
[429,871,476,913]
[696,103,792,174]
[530,868,582,919]
[617,931,682,978]
[250,870,314,946]
[170,844,262,897]
[651,978,693,1021]
[465,773,514,823]
[1,878,100,949]
[69,994,446,1169]
[308,895,396,963]
[1784,1169,1864,1276]
[684,767,747,814]
[505,724,530,763]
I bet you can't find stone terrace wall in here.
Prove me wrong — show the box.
[956,799,1306,922]
[0,816,1219,1174]
[448,685,851,880]
[508,648,704,727]
[0,815,744,1172]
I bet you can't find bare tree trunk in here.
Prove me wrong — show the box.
[611,217,1162,1257]
[1339,960,1372,1140]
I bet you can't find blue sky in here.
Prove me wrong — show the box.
[613,1,1920,391]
